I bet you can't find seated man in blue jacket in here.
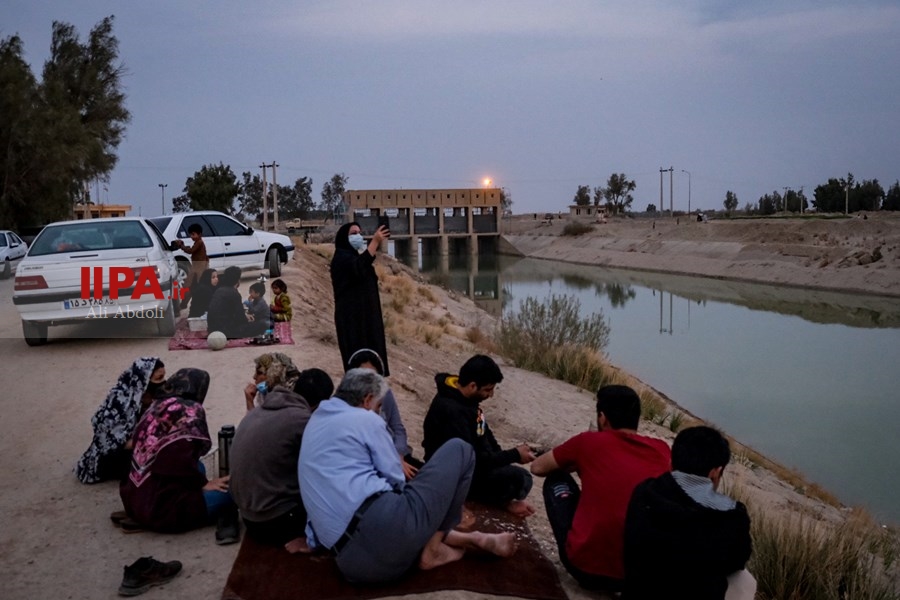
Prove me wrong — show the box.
[422,354,536,517]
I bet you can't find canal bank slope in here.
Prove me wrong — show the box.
[501,212,900,299]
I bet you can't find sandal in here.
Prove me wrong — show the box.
[110,510,129,526]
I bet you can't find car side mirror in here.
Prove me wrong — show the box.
[245,226,254,235]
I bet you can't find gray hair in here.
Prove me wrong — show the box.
[335,368,387,407]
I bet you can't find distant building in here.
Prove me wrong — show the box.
[73,203,132,219]
[569,204,608,220]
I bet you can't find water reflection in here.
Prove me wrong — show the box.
[397,251,900,523]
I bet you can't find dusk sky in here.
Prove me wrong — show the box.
[4,1,900,217]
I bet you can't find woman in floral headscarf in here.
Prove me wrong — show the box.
[120,368,237,541]
[75,357,166,483]
[243,352,299,411]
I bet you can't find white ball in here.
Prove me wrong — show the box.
[207,331,227,351]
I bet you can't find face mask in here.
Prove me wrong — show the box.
[348,233,366,251]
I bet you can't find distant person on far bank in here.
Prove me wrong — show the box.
[422,354,536,517]
[530,385,671,593]
[623,426,754,600]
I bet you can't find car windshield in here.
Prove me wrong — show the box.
[0,234,7,247]
[28,221,153,256]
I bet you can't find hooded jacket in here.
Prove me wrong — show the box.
[422,373,519,478]
[623,472,752,600]
[229,387,313,522]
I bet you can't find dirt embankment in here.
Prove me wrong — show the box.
[501,213,900,299]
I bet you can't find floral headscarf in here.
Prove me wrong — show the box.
[128,368,211,488]
[75,356,163,484]
[254,352,299,390]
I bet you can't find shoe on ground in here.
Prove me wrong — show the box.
[110,510,128,526]
[215,507,241,545]
[118,556,182,596]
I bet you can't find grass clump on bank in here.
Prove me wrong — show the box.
[734,489,900,600]
[496,294,612,389]
[562,221,594,236]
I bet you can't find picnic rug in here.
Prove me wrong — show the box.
[221,502,569,600]
[168,319,294,351]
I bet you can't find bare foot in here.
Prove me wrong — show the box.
[476,531,517,558]
[419,540,466,570]
[506,499,536,518]
[284,537,312,554]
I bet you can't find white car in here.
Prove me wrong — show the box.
[12,218,179,346]
[0,230,28,279]
[147,211,294,286]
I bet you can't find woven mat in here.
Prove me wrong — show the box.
[168,320,294,351]
[221,502,568,600]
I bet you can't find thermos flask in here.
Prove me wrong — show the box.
[217,424,235,477]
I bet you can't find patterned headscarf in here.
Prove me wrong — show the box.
[254,352,299,390]
[128,368,211,488]
[74,356,163,484]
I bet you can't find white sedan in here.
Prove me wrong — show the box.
[0,230,28,279]
[148,211,295,287]
[12,218,179,346]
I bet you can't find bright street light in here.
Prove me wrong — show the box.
[483,178,492,187]
[158,183,167,215]
[681,170,691,214]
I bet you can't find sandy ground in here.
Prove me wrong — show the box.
[2,213,894,600]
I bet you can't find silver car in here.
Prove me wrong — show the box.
[0,230,28,279]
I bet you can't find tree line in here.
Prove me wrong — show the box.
[0,17,129,233]
[169,163,348,222]
[572,173,636,215]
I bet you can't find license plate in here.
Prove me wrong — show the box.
[63,297,117,309]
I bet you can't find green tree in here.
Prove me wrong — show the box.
[723,191,739,216]
[757,192,777,215]
[814,175,852,213]
[592,186,604,207]
[173,163,240,213]
[603,173,636,215]
[320,172,347,215]
[645,203,657,213]
[278,177,314,219]
[236,171,264,220]
[814,174,883,213]
[0,17,129,231]
[499,187,513,213]
[783,188,810,213]
[856,179,884,212]
[884,181,900,211]
[573,185,591,206]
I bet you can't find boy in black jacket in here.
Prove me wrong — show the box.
[623,426,755,600]
[422,355,536,517]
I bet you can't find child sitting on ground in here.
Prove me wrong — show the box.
[269,279,293,322]
[244,282,271,329]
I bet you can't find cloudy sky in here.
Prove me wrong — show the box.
[4,1,900,216]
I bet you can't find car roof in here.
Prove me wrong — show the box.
[44,217,148,227]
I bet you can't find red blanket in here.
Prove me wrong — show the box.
[222,503,568,600]
[168,320,294,351]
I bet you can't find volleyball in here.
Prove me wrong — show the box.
[207,331,227,350]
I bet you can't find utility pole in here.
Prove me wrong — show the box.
[158,183,167,215]
[260,163,269,231]
[659,168,665,214]
[783,187,790,214]
[668,166,674,215]
[270,162,279,231]
[844,182,849,215]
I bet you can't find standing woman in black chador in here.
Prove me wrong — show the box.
[330,221,391,376]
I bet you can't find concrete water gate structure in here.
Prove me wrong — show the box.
[341,188,503,260]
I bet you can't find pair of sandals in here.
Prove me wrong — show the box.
[110,510,144,533]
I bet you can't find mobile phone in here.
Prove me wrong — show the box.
[378,215,390,230]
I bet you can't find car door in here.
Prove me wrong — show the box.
[203,213,262,269]
[176,214,225,271]
[9,232,27,261]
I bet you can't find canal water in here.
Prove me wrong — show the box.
[406,251,900,524]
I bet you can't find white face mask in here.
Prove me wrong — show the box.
[348,233,366,251]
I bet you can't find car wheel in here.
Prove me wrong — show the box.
[157,301,176,337]
[0,259,10,280]
[175,258,190,288]
[267,247,282,277]
[22,321,48,346]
